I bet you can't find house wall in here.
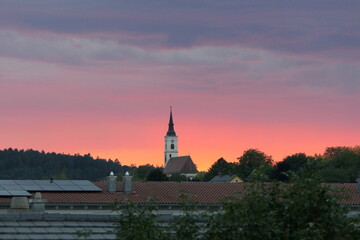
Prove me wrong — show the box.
[230,176,243,183]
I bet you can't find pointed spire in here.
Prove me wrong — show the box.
[166,106,176,136]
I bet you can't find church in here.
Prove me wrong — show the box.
[162,108,198,179]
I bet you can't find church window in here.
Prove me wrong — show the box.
[171,144,174,149]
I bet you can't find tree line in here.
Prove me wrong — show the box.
[0,148,133,180]
[0,146,359,182]
[129,145,360,183]
[203,146,360,183]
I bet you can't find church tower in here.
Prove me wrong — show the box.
[164,107,178,166]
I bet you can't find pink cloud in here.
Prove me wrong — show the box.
[0,1,359,171]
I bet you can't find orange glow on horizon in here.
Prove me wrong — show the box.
[1,117,357,173]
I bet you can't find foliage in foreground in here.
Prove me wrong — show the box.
[114,172,360,240]
[113,198,168,240]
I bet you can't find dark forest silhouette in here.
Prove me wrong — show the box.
[0,148,133,180]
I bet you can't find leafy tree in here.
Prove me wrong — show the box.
[353,145,360,155]
[247,164,271,182]
[204,158,236,181]
[171,191,201,240]
[323,146,351,158]
[274,153,311,181]
[204,170,360,240]
[169,173,187,182]
[236,149,273,180]
[114,199,168,240]
[114,170,360,240]
[146,168,168,181]
[320,148,360,183]
[133,164,155,181]
[193,172,206,182]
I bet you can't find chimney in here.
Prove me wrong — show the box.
[31,192,47,211]
[10,197,29,210]
[107,171,117,193]
[123,171,132,194]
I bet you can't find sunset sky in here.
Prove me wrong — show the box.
[0,1,359,171]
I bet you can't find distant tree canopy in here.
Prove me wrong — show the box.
[274,146,360,183]
[0,148,132,181]
[204,158,236,181]
[2,145,359,183]
[147,168,168,181]
[203,146,360,183]
[168,173,187,182]
[237,149,274,180]
[132,164,155,181]
[273,153,312,181]
[319,146,360,183]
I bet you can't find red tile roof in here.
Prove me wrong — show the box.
[39,182,246,204]
[325,183,360,205]
[0,182,359,206]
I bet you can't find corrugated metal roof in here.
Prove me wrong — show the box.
[0,213,116,240]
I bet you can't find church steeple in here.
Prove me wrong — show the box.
[166,107,176,136]
[164,107,178,166]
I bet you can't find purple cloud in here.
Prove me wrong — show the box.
[0,0,359,168]
[0,1,359,55]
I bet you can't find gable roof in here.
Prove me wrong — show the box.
[210,175,241,182]
[163,156,198,174]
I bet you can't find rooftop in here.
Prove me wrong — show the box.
[0,181,359,206]
[163,156,198,175]
[210,175,242,183]
[0,213,117,240]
